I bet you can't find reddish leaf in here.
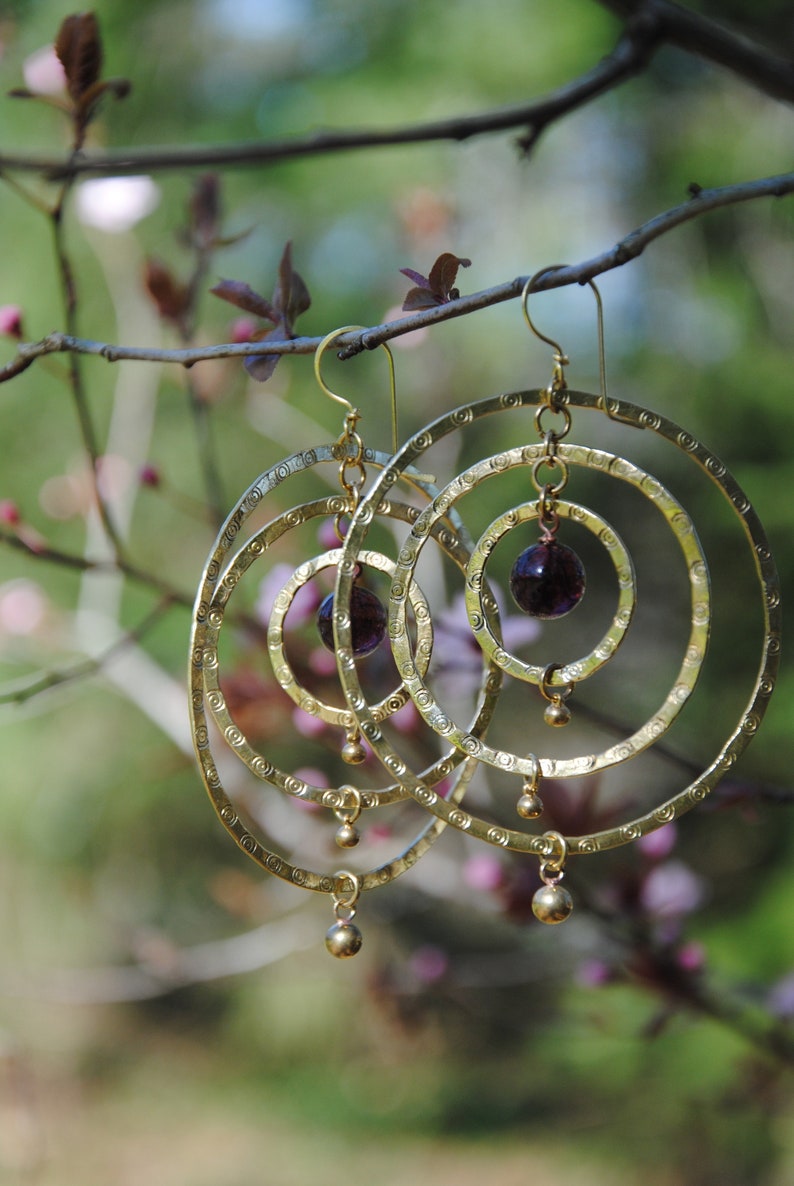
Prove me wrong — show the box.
[428,252,471,300]
[143,258,190,326]
[210,279,277,322]
[55,13,103,103]
[402,287,444,311]
[399,267,432,289]
[400,253,471,311]
[190,174,221,249]
[273,241,311,329]
[243,323,287,381]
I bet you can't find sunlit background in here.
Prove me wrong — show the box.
[0,1,793,1183]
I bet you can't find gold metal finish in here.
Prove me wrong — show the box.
[314,325,399,455]
[333,386,780,856]
[464,499,636,687]
[387,442,709,778]
[188,444,500,895]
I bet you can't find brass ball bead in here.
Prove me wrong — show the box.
[517,792,544,820]
[544,700,572,728]
[335,822,361,849]
[532,883,574,925]
[325,920,363,958]
[341,739,367,765]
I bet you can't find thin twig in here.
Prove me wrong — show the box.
[0,597,175,706]
[2,170,791,380]
[0,4,792,180]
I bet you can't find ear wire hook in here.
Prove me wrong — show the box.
[522,268,624,423]
[314,325,399,454]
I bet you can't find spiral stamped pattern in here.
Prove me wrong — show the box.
[188,445,498,893]
[333,388,780,856]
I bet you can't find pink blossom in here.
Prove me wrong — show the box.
[0,306,23,339]
[318,519,342,549]
[308,646,338,677]
[380,304,429,350]
[230,317,258,343]
[676,940,706,973]
[575,958,613,987]
[256,563,321,629]
[462,852,504,893]
[22,45,67,94]
[139,464,161,488]
[75,176,160,234]
[409,944,449,983]
[640,860,704,919]
[0,580,47,636]
[293,766,329,789]
[0,500,20,526]
[637,823,677,862]
[291,708,326,739]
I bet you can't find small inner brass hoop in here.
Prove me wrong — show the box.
[531,455,569,496]
[333,387,779,856]
[535,402,572,440]
[267,546,434,729]
[465,499,636,689]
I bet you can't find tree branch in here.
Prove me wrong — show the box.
[0,4,790,182]
[596,0,794,104]
[2,170,791,379]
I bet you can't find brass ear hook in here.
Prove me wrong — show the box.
[522,267,623,423]
[314,325,399,454]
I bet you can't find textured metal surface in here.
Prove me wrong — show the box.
[465,498,635,685]
[388,442,710,778]
[334,388,780,856]
[189,446,498,895]
[267,545,433,727]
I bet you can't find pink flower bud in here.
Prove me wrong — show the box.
[231,317,258,343]
[139,464,161,488]
[0,306,23,339]
[0,499,20,526]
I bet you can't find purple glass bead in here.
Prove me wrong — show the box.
[509,539,585,619]
[317,583,387,657]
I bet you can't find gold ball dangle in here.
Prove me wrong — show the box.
[532,833,572,925]
[341,729,367,765]
[325,920,364,957]
[532,882,573,925]
[517,791,544,819]
[334,786,362,848]
[326,872,363,958]
[543,699,572,728]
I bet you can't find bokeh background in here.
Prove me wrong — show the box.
[0,1,793,1183]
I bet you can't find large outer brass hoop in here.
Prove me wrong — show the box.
[334,388,780,855]
[189,445,498,892]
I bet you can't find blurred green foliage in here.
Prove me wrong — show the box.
[0,2,793,1183]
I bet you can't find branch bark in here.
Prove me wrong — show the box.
[0,2,791,180]
[2,170,791,379]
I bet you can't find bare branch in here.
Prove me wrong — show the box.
[0,4,791,182]
[2,170,791,378]
[596,0,794,104]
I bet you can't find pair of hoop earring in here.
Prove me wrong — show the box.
[189,270,780,957]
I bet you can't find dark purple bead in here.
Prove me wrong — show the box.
[509,539,585,619]
[317,584,387,657]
